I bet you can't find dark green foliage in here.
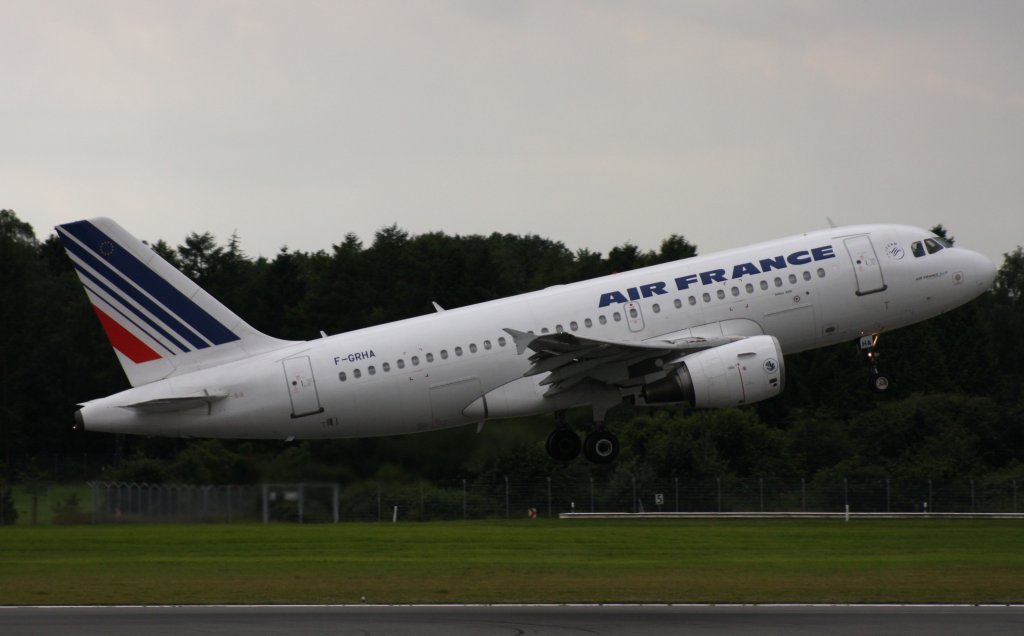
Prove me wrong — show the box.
[0,208,1021,490]
[0,485,16,524]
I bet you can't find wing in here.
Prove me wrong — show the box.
[503,328,742,397]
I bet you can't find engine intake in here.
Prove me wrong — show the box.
[642,335,785,408]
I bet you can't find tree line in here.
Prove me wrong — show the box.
[1,209,1022,495]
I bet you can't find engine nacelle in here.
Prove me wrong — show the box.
[642,335,785,408]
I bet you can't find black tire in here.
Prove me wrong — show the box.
[870,371,890,393]
[583,430,620,464]
[546,428,582,461]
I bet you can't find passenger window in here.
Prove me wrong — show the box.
[584,318,593,328]
[688,296,696,306]
[484,340,492,349]
[570,321,579,330]
[774,277,783,288]
[382,362,391,372]
[455,346,463,356]
[541,327,550,334]
[411,356,419,366]
[368,365,376,376]
[628,307,638,318]
[338,372,347,382]
[599,315,607,325]
[760,280,768,290]
[425,353,434,363]
[674,298,682,309]
[441,350,449,360]
[652,304,660,313]
[731,287,740,297]
[745,283,754,294]
[353,368,362,379]
[803,271,811,281]
[716,289,725,300]
[817,268,826,278]
[613,312,622,322]
[397,359,405,369]
[788,274,797,284]
[498,337,507,347]
[911,241,925,257]
[470,343,478,353]
[702,292,711,303]
[555,324,564,333]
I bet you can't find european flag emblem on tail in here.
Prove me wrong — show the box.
[56,218,291,387]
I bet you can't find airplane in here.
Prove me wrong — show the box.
[56,218,997,463]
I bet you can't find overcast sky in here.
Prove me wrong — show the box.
[3,1,1022,263]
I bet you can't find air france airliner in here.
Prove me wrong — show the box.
[57,218,996,463]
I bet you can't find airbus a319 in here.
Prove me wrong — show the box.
[57,218,996,463]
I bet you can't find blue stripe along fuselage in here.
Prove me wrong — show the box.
[58,221,240,348]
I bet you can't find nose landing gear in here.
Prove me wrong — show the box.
[859,334,891,393]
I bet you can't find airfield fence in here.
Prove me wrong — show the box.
[82,476,1023,523]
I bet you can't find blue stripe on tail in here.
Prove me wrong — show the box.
[58,220,240,347]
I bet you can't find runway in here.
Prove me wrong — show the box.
[2,604,1023,636]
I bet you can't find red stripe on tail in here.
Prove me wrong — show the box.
[92,305,162,363]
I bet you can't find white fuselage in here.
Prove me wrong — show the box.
[78,224,996,439]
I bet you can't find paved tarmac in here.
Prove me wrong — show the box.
[2,604,1024,636]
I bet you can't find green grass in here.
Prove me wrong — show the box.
[1,519,1022,605]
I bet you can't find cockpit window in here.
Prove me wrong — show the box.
[911,241,925,258]
[924,238,944,254]
[934,236,953,248]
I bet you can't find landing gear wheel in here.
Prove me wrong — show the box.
[583,430,620,464]
[546,428,582,461]
[869,370,890,393]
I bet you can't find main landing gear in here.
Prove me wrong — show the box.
[545,410,621,464]
[859,334,890,393]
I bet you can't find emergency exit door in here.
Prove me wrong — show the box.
[282,356,324,418]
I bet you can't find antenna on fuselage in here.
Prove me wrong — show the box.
[826,217,838,228]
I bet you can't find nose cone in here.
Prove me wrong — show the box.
[976,251,998,291]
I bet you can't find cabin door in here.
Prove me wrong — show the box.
[283,356,324,418]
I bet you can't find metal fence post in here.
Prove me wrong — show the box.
[759,477,764,512]
[590,475,595,513]
[1014,480,1018,513]
[333,484,339,523]
[632,476,637,513]
[674,477,679,512]
[298,483,304,524]
[462,479,467,521]
[262,484,268,524]
[504,475,509,520]
[716,477,721,513]
[928,479,933,512]
[886,478,890,513]
[971,479,976,513]
[377,484,382,522]
[843,478,848,512]
[801,477,806,512]
[546,477,552,518]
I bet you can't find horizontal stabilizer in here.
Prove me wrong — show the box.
[122,391,228,413]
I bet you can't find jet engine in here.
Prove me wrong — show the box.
[642,335,784,408]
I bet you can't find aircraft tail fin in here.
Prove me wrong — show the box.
[56,217,295,387]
